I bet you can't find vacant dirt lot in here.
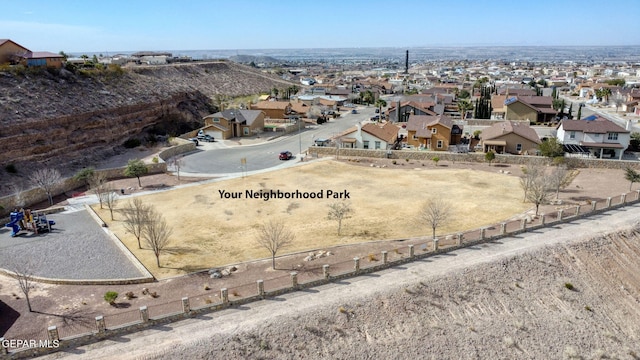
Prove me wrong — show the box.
[93,160,531,279]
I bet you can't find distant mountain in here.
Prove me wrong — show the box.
[228,54,283,65]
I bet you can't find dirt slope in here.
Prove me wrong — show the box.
[42,205,640,360]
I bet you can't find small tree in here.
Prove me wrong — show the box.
[73,167,95,187]
[101,189,119,220]
[143,206,173,268]
[104,291,118,306]
[548,165,573,199]
[124,159,148,188]
[28,168,62,205]
[255,220,295,269]
[418,198,452,239]
[170,156,184,182]
[519,164,543,202]
[10,260,36,312]
[485,151,495,166]
[576,104,583,120]
[432,157,440,167]
[526,175,552,216]
[121,198,151,249]
[624,167,640,191]
[538,137,564,158]
[89,172,108,209]
[327,200,353,236]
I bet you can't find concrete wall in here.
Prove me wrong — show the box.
[308,147,640,170]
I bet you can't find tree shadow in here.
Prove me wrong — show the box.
[0,300,20,335]
[33,308,95,330]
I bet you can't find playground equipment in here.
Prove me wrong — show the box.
[4,209,55,237]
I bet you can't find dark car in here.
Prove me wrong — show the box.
[202,134,215,142]
[279,151,293,160]
[351,109,358,114]
[370,115,380,121]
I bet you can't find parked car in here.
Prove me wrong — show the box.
[370,115,380,121]
[375,108,380,113]
[188,138,199,146]
[351,109,358,114]
[202,134,215,142]
[279,151,293,160]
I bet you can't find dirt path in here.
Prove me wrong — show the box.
[40,204,640,360]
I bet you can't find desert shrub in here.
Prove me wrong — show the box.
[124,291,136,300]
[104,291,118,305]
[392,160,397,165]
[152,156,159,164]
[123,138,141,148]
[5,164,17,173]
[564,282,574,291]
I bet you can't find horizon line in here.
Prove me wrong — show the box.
[72,44,640,55]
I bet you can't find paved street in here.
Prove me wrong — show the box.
[176,105,377,176]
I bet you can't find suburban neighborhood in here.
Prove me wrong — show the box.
[2,32,640,359]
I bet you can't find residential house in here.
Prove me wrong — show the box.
[491,95,507,119]
[336,122,399,150]
[251,101,293,119]
[388,101,437,123]
[0,39,29,65]
[497,88,536,96]
[480,121,541,155]
[201,109,265,140]
[24,51,64,68]
[406,114,461,150]
[0,39,63,68]
[556,115,630,159]
[504,96,557,123]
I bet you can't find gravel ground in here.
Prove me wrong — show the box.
[0,210,146,280]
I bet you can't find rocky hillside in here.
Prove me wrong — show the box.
[0,61,293,196]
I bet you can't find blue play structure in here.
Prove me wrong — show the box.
[5,211,24,237]
[4,209,55,237]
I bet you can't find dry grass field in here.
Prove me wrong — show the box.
[93,160,530,279]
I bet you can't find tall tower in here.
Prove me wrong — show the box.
[405,50,409,74]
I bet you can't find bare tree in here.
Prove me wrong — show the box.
[418,198,452,239]
[170,156,183,182]
[9,260,36,312]
[548,165,573,199]
[526,175,552,216]
[88,172,108,209]
[143,206,173,268]
[28,168,62,206]
[327,200,354,236]
[255,220,295,269]
[121,198,151,249]
[101,189,119,220]
[519,164,543,202]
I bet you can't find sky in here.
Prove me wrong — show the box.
[1,0,638,54]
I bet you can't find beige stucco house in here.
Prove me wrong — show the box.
[480,121,541,155]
